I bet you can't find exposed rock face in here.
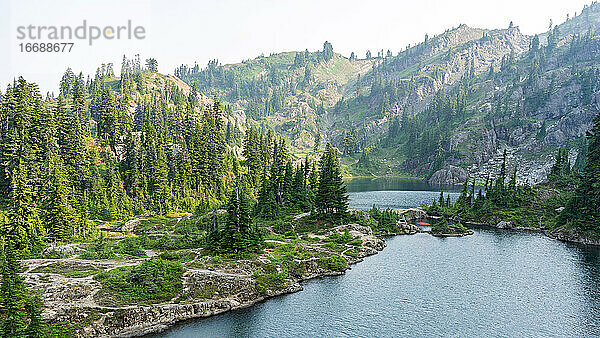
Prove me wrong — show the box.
[331,224,386,251]
[121,218,147,232]
[428,165,467,185]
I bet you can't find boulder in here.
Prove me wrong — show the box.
[41,244,80,258]
[428,165,467,185]
[395,221,420,235]
[122,218,148,232]
[395,208,427,222]
[496,221,513,229]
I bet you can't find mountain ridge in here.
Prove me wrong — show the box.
[168,2,600,183]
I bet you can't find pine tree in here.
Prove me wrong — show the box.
[145,58,158,72]
[559,112,600,231]
[55,95,89,194]
[72,73,87,129]
[290,164,311,212]
[322,41,334,62]
[256,173,279,219]
[210,187,261,253]
[455,177,469,208]
[150,143,171,215]
[0,242,27,337]
[59,68,75,97]
[315,144,348,221]
[42,159,75,242]
[24,296,46,338]
[98,89,118,151]
[282,161,294,207]
[9,162,43,250]
[242,127,261,188]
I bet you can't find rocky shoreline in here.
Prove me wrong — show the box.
[463,220,600,246]
[547,226,600,246]
[23,208,599,337]
[23,223,393,337]
[429,229,474,237]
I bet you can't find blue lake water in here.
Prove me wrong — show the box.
[155,179,600,337]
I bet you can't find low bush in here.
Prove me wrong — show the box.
[251,269,288,295]
[113,237,147,257]
[93,258,184,304]
[318,255,347,272]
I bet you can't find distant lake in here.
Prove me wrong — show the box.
[346,177,461,210]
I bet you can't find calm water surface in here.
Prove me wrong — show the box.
[156,178,600,337]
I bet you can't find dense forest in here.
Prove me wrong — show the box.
[0,56,350,335]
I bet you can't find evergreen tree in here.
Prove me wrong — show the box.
[42,159,75,241]
[255,172,279,218]
[24,296,46,338]
[98,89,119,151]
[59,68,75,97]
[145,58,158,72]
[455,177,470,209]
[315,144,348,220]
[322,41,334,62]
[210,187,261,253]
[559,112,600,231]
[0,243,27,337]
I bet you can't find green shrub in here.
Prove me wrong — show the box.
[272,242,312,260]
[344,248,359,259]
[158,251,196,262]
[323,242,346,252]
[251,270,288,295]
[431,218,468,234]
[326,230,353,244]
[80,237,117,260]
[318,255,347,272]
[93,258,184,304]
[113,237,147,257]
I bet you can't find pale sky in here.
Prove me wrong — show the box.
[0,0,593,94]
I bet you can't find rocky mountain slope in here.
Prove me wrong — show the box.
[174,2,600,184]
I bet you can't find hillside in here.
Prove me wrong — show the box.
[174,2,600,184]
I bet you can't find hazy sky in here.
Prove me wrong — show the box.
[0,0,593,93]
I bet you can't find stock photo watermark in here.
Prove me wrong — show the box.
[16,20,146,52]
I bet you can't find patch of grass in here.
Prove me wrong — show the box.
[271,242,313,260]
[79,237,118,260]
[93,258,184,305]
[325,231,353,244]
[323,242,346,252]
